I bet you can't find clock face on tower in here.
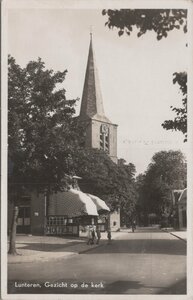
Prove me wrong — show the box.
[101,124,109,134]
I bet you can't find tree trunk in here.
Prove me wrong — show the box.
[8,206,19,255]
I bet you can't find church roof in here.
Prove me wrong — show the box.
[79,34,111,123]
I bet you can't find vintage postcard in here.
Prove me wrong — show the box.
[1,0,193,299]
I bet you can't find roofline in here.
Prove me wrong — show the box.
[91,118,118,126]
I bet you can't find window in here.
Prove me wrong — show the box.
[100,124,109,153]
[47,216,67,226]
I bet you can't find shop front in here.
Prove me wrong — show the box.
[46,215,98,237]
[45,189,109,237]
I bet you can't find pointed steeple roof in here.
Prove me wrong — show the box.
[79,34,111,123]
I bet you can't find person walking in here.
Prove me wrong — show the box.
[107,230,111,244]
[132,220,136,232]
[96,226,101,244]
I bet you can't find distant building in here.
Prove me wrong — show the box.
[177,188,187,230]
[171,189,187,230]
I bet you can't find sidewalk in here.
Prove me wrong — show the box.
[169,231,187,242]
[161,228,187,242]
[8,231,125,264]
[7,229,187,264]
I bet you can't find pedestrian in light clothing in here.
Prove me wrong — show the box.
[87,226,93,245]
[91,226,96,244]
[96,226,101,244]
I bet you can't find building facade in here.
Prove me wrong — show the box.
[8,190,46,235]
[177,188,187,230]
[171,189,187,230]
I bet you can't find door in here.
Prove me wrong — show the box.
[17,206,31,234]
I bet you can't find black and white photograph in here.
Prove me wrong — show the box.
[1,0,193,299]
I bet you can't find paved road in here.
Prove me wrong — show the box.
[8,230,186,295]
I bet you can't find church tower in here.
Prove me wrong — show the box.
[79,34,118,163]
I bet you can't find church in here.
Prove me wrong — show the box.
[8,35,120,236]
[79,33,118,164]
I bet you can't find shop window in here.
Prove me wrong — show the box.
[47,216,68,226]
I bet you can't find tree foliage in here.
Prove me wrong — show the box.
[8,55,82,254]
[8,55,138,248]
[8,55,79,193]
[102,9,187,40]
[73,148,137,216]
[162,72,187,142]
[135,150,186,225]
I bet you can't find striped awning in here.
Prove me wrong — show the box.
[48,189,98,217]
[88,194,110,213]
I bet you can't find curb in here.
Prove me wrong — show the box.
[161,229,186,243]
[79,243,105,254]
[169,232,187,243]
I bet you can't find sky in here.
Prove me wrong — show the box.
[8,8,188,175]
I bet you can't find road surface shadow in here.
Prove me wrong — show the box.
[157,278,186,294]
[12,237,186,255]
[82,239,186,256]
[102,280,144,294]
[15,241,83,252]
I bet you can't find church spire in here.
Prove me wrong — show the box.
[79,34,111,123]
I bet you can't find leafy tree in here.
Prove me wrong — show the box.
[136,150,186,226]
[8,56,137,252]
[135,174,147,225]
[102,9,187,140]
[73,148,137,220]
[162,72,187,142]
[102,9,187,39]
[8,56,79,254]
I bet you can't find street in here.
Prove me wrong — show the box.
[8,229,186,294]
